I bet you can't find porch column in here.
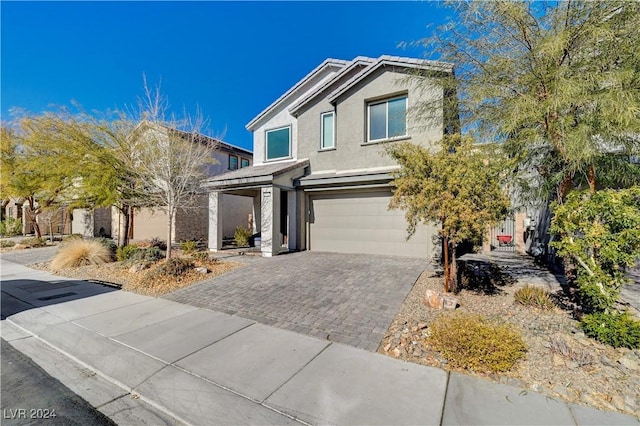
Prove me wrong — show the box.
[260,186,280,257]
[514,211,527,254]
[287,190,297,251]
[208,191,224,251]
[252,194,261,234]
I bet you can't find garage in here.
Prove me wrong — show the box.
[308,189,436,258]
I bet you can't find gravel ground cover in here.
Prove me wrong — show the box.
[379,271,640,419]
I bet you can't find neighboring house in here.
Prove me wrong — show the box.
[2,197,72,236]
[204,55,454,258]
[73,125,254,244]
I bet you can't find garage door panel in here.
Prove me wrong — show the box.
[309,190,436,258]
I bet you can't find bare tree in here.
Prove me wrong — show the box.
[131,79,218,259]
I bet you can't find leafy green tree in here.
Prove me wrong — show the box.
[76,113,145,247]
[388,135,510,292]
[1,113,94,238]
[415,1,640,203]
[551,187,640,313]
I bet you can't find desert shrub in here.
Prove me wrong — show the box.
[580,312,640,349]
[551,188,640,313]
[179,240,198,255]
[0,240,16,248]
[192,251,210,262]
[149,237,167,250]
[131,247,164,262]
[0,218,23,236]
[92,237,117,256]
[549,335,593,366]
[50,239,113,270]
[20,237,48,247]
[116,244,140,262]
[160,257,194,277]
[63,234,84,242]
[429,313,527,373]
[234,226,252,247]
[514,286,555,310]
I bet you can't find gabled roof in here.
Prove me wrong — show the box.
[135,120,252,156]
[245,58,349,131]
[327,55,454,104]
[288,56,376,116]
[202,159,309,189]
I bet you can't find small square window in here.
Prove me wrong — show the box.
[367,96,407,142]
[320,112,335,150]
[241,158,250,168]
[265,126,291,161]
[229,155,238,170]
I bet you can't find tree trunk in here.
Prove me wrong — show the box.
[557,171,574,203]
[450,245,458,293]
[443,235,450,293]
[118,205,131,247]
[26,197,41,238]
[587,164,596,194]
[166,208,173,260]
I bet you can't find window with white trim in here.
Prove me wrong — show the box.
[320,111,335,150]
[367,96,407,142]
[265,126,291,161]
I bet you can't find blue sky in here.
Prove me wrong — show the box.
[1,1,451,151]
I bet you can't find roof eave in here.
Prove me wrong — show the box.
[245,59,348,131]
[327,58,454,104]
[288,57,376,116]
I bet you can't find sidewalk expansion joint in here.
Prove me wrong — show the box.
[438,371,451,426]
[261,340,333,403]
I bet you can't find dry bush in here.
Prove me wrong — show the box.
[549,335,594,366]
[428,313,527,373]
[514,286,556,310]
[50,239,113,270]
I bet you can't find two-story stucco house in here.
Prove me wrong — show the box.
[73,123,253,244]
[204,55,454,258]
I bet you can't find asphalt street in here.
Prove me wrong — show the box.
[1,339,116,426]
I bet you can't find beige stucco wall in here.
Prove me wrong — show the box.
[71,208,111,237]
[297,67,444,173]
[132,208,168,242]
[220,194,253,238]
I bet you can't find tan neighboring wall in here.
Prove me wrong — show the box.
[111,194,252,245]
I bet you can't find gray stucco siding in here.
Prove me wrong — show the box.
[296,67,444,173]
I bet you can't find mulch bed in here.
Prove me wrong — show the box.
[31,257,243,297]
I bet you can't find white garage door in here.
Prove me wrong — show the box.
[309,190,436,258]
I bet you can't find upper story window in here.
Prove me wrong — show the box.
[229,154,238,170]
[367,96,407,142]
[320,112,335,150]
[240,158,250,168]
[265,126,291,161]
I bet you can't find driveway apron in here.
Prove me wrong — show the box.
[164,251,428,351]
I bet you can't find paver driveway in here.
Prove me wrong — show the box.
[165,251,428,351]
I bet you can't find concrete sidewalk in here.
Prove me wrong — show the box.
[1,259,638,425]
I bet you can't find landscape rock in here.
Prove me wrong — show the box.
[128,263,147,273]
[618,356,639,371]
[194,267,208,274]
[423,289,444,309]
[442,295,458,310]
[552,354,565,367]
